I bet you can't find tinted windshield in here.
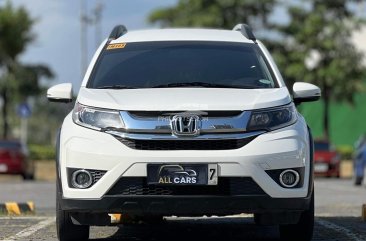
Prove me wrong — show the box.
[88,41,277,89]
[0,141,21,149]
[315,142,330,151]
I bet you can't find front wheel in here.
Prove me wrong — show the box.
[56,182,89,241]
[279,191,314,241]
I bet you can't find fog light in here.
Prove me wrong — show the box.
[279,170,300,188]
[71,170,93,189]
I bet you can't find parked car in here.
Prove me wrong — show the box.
[48,24,321,241]
[0,140,34,180]
[314,140,340,178]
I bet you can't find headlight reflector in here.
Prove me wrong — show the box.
[72,102,124,130]
[247,104,297,131]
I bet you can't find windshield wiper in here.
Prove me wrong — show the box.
[96,85,137,89]
[151,82,258,89]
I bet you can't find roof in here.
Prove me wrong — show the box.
[110,28,254,44]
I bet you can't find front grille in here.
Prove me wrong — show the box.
[128,111,243,118]
[117,137,255,151]
[106,177,266,196]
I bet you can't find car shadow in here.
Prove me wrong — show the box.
[90,216,366,241]
[92,217,280,241]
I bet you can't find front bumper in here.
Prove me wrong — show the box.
[61,194,312,216]
[59,113,311,200]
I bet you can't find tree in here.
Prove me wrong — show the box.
[148,0,277,29]
[0,2,53,139]
[269,0,365,140]
[149,0,366,141]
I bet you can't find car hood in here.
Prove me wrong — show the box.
[76,87,291,111]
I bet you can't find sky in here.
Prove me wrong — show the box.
[1,0,178,91]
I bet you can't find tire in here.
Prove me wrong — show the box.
[56,182,89,241]
[279,191,314,241]
[354,176,363,186]
[22,172,35,180]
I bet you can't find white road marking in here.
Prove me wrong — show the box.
[0,216,48,220]
[316,218,364,241]
[2,217,55,241]
[315,212,360,217]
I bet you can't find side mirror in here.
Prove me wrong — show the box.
[47,83,73,103]
[293,82,321,104]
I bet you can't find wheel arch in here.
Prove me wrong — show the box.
[307,125,314,197]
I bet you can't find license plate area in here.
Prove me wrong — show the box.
[147,164,218,186]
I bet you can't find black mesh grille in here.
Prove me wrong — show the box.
[117,137,256,151]
[90,170,107,184]
[106,177,266,196]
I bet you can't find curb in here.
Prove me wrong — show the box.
[0,202,35,215]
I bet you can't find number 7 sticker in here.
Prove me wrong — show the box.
[207,164,218,185]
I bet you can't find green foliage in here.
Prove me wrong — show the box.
[271,1,365,95]
[27,97,73,145]
[0,2,54,138]
[149,0,276,29]
[336,145,354,160]
[0,2,33,61]
[29,144,55,161]
[301,91,366,146]
[264,1,365,140]
[15,65,54,98]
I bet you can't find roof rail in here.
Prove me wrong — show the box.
[109,25,128,40]
[232,24,256,43]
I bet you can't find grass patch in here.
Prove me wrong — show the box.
[29,145,55,161]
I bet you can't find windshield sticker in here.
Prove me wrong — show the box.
[259,79,271,85]
[106,43,126,50]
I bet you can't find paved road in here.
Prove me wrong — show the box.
[0,178,366,240]
[0,180,55,215]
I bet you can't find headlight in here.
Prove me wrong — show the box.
[247,104,297,131]
[72,102,124,131]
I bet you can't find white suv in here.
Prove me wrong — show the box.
[48,24,321,241]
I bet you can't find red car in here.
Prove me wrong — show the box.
[314,140,340,178]
[0,140,34,180]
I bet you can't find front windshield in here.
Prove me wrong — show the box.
[315,142,330,151]
[87,41,278,89]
